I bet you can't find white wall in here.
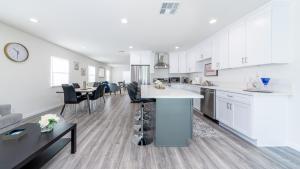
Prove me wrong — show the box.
[287,0,300,151]
[111,66,130,83]
[0,22,111,118]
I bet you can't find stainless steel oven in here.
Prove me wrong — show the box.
[201,88,216,120]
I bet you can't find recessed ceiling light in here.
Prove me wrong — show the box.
[175,46,180,50]
[129,46,133,49]
[209,18,217,24]
[121,18,128,24]
[29,18,39,23]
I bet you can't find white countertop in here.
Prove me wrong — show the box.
[171,83,292,96]
[141,85,204,99]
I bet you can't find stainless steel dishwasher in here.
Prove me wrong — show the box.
[200,88,216,120]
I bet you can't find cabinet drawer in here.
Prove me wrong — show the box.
[216,90,252,105]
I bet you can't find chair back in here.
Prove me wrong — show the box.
[62,84,78,104]
[102,81,110,93]
[109,83,119,92]
[118,81,125,88]
[72,83,81,89]
[99,84,105,97]
[127,83,138,101]
[91,85,103,100]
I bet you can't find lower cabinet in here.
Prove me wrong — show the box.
[216,90,289,147]
[216,98,234,128]
[216,91,253,139]
[233,102,252,138]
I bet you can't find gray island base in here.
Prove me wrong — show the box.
[141,85,203,147]
[155,98,193,147]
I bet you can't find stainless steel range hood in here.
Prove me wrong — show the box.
[154,52,169,69]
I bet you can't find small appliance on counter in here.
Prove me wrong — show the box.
[153,78,169,84]
[181,77,189,84]
[244,77,273,93]
[169,77,180,83]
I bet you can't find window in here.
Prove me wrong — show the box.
[88,66,96,82]
[106,69,110,81]
[51,56,69,86]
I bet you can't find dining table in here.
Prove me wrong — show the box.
[56,87,97,114]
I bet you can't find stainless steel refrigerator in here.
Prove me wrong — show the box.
[131,65,150,85]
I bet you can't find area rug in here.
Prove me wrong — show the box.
[193,115,222,138]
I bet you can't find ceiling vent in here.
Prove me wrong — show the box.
[160,2,179,15]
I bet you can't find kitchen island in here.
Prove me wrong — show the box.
[141,85,203,147]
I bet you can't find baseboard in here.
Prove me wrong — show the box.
[288,142,300,152]
[23,104,63,119]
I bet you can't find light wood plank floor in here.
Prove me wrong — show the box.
[8,94,300,169]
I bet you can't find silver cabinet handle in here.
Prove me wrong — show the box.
[245,57,248,64]
[242,57,244,64]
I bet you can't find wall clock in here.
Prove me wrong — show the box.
[4,43,29,62]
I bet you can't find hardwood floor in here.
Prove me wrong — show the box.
[10,94,300,169]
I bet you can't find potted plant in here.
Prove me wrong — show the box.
[39,114,60,133]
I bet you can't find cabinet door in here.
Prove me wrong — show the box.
[233,102,253,138]
[186,50,196,73]
[169,52,179,73]
[216,98,234,128]
[229,20,246,68]
[213,30,229,70]
[202,38,212,60]
[178,52,187,73]
[246,6,271,66]
[130,52,141,65]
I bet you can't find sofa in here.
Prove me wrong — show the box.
[0,104,23,129]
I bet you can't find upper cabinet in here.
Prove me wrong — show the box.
[178,52,187,73]
[211,1,290,70]
[246,5,272,66]
[229,20,247,68]
[212,29,229,70]
[169,52,179,73]
[169,51,187,74]
[130,51,155,73]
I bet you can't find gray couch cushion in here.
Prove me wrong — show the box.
[0,113,23,129]
[0,104,11,116]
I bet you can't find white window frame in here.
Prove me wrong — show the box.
[50,56,69,87]
[106,69,110,81]
[88,65,96,83]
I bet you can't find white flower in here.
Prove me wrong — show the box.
[39,114,60,128]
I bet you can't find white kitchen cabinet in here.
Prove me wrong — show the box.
[246,5,272,66]
[216,90,289,146]
[233,102,253,138]
[229,20,246,68]
[216,98,234,128]
[212,30,229,70]
[130,51,154,73]
[178,52,187,73]
[169,52,179,73]
[201,38,212,60]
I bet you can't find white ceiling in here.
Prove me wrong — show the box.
[0,0,270,65]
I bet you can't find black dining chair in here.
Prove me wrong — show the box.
[72,83,81,88]
[109,83,121,95]
[89,84,105,110]
[60,84,87,116]
[99,84,106,103]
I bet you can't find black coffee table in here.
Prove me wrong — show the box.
[0,122,76,169]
